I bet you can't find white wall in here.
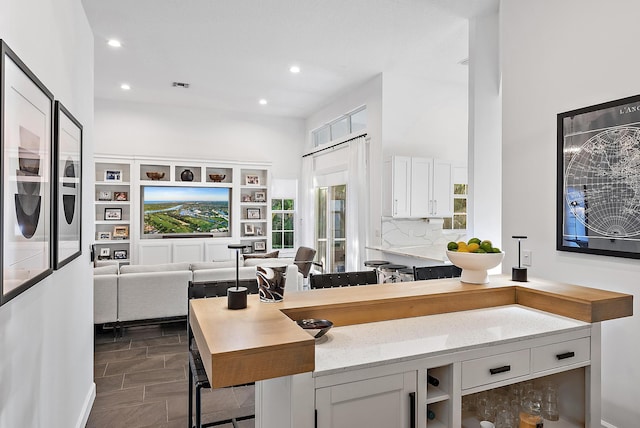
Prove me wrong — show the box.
[0,1,95,427]
[501,1,640,426]
[94,98,305,179]
[382,72,468,162]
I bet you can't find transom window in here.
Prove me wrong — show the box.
[312,106,367,147]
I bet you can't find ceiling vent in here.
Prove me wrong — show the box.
[172,81,190,88]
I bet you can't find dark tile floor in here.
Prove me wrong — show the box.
[88,321,254,428]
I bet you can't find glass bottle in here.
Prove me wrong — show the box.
[519,397,543,428]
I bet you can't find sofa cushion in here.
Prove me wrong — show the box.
[94,265,119,275]
[190,261,236,271]
[119,262,191,274]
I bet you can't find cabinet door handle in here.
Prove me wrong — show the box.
[409,392,416,428]
[489,365,511,375]
[556,351,576,360]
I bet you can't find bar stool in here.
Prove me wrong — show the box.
[364,260,391,283]
[379,264,408,283]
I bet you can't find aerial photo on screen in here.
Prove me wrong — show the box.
[143,186,230,236]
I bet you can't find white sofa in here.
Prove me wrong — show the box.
[93,259,301,326]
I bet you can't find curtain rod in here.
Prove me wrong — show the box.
[302,133,368,158]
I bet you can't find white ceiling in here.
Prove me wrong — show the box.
[81,0,496,118]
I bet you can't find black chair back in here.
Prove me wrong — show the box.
[309,270,378,289]
[413,265,462,281]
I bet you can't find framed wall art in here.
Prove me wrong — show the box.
[53,101,82,269]
[254,191,266,202]
[96,231,111,241]
[245,174,260,185]
[244,223,255,235]
[253,241,266,251]
[113,191,128,201]
[97,190,112,201]
[1,40,54,306]
[557,93,640,259]
[112,225,129,239]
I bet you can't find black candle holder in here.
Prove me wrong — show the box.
[227,244,248,309]
[512,235,528,282]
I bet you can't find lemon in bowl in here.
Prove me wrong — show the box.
[446,250,505,284]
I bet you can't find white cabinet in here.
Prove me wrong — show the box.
[383,156,455,218]
[316,372,417,428]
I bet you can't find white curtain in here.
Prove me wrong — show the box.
[345,136,368,271]
[299,155,315,249]
[299,134,368,271]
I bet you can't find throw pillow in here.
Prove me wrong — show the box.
[243,250,279,260]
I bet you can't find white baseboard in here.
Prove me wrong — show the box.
[75,382,96,428]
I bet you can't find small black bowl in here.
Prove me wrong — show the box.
[297,318,333,339]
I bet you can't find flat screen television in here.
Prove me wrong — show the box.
[142,186,230,237]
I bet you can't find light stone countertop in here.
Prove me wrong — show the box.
[366,244,449,262]
[313,304,589,377]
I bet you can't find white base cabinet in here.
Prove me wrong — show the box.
[316,372,416,428]
[255,324,599,428]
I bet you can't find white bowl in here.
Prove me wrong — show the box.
[446,250,505,284]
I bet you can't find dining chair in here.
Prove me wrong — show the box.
[188,280,258,428]
[309,269,378,289]
[412,265,462,281]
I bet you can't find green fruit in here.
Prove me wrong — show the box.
[468,237,481,245]
[491,247,501,253]
[475,248,487,253]
[480,241,493,252]
[447,241,458,251]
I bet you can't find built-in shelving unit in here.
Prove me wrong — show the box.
[94,157,133,265]
[95,155,271,265]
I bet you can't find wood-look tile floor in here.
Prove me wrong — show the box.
[88,321,254,428]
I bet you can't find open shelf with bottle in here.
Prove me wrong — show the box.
[423,365,452,427]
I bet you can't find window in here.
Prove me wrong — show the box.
[443,183,468,230]
[272,198,295,249]
[312,106,367,147]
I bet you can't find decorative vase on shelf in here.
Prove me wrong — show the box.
[180,169,194,182]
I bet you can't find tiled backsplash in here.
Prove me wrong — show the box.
[381,218,466,249]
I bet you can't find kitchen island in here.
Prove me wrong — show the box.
[189,275,632,428]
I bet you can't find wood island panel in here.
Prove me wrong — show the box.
[189,274,632,387]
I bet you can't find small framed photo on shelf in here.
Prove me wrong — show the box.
[113,249,128,260]
[245,175,260,185]
[241,194,252,202]
[254,191,266,202]
[104,169,122,182]
[104,207,122,221]
[113,191,128,201]
[253,241,266,252]
[112,225,129,239]
[255,226,263,236]
[244,223,255,235]
[247,208,261,219]
[97,190,112,201]
[99,247,111,258]
[96,231,111,241]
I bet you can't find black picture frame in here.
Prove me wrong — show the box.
[113,249,127,260]
[104,207,122,221]
[53,102,82,269]
[557,93,640,259]
[1,40,54,306]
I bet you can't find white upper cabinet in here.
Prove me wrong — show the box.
[383,156,455,218]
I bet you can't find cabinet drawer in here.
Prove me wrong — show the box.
[532,337,590,373]
[462,349,530,390]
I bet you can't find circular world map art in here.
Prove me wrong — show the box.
[565,126,640,237]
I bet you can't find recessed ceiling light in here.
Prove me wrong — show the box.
[120,83,131,90]
[107,39,122,48]
[289,65,301,73]
[259,99,268,105]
